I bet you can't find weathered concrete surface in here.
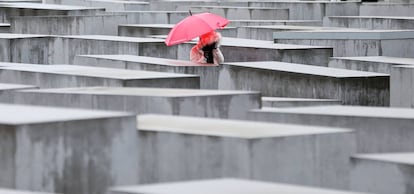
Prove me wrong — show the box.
[9,87,260,119]
[0,33,52,63]
[228,19,322,27]
[136,114,355,189]
[238,25,352,40]
[360,3,414,17]
[248,105,414,153]
[219,61,389,106]
[262,97,341,108]
[176,37,333,66]
[324,16,414,30]
[0,23,9,33]
[390,65,414,108]
[274,30,414,57]
[329,56,414,74]
[111,179,371,194]
[0,83,37,102]
[0,103,138,194]
[118,24,237,38]
[0,63,199,88]
[108,11,197,24]
[74,55,220,89]
[0,188,57,194]
[11,15,128,35]
[189,6,289,20]
[44,0,149,11]
[247,1,360,20]
[0,3,105,23]
[350,153,414,194]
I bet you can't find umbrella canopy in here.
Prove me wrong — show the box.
[165,12,229,46]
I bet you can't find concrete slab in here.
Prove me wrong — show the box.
[0,103,138,194]
[44,0,149,11]
[219,61,389,106]
[324,16,414,30]
[118,24,237,38]
[135,114,355,189]
[329,56,414,73]
[228,19,322,27]
[274,30,414,57]
[351,153,414,194]
[0,63,199,88]
[73,55,219,89]
[0,3,105,23]
[390,65,414,108]
[262,97,341,108]
[108,11,197,24]
[9,86,260,119]
[0,33,52,63]
[111,179,371,194]
[0,188,56,194]
[177,37,333,66]
[189,6,289,20]
[0,23,9,33]
[248,1,360,20]
[360,3,414,17]
[237,25,355,40]
[248,105,414,153]
[11,15,128,35]
[0,83,37,102]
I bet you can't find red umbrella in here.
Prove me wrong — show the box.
[165,12,229,46]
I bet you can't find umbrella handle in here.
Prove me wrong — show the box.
[189,10,192,16]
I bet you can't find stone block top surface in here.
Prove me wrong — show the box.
[243,25,353,30]
[111,178,369,194]
[252,106,414,120]
[0,188,57,194]
[79,55,217,67]
[221,37,331,49]
[137,114,351,138]
[0,63,197,79]
[119,24,174,28]
[191,5,288,10]
[230,19,320,23]
[353,153,414,165]
[90,0,148,4]
[0,33,50,39]
[274,30,414,40]
[327,15,414,20]
[0,83,37,90]
[0,103,131,125]
[19,87,259,97]
[0,2,104,10]
[332,56,414,65]
[60,35,165,43]
[225,61,388,78]
[262,97,340,102]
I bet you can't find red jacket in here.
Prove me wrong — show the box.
[190,31,224,65]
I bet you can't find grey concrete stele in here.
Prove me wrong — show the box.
[111,178,371,194]
[0,63,199,89]
[274,30,414,57]
[44,0,149,11]
[189,6,289,20]
[218,61,389,106]
[0,188,57,194]
[0,83,37,102]
[0,3,105,23]
[262,97,341,108]
[73,55,220,89]
[136,114,355,189]
[228,20,322,28]
[350,153,414,194]
[6,87,260,119]
[248,105,414,153]
[390,65,414,108]
[0,103,138,194]
[360,3,414,17]
[323,16,414,30]
[329,56,414,74]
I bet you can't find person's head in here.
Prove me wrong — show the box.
[199,31,220,47]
